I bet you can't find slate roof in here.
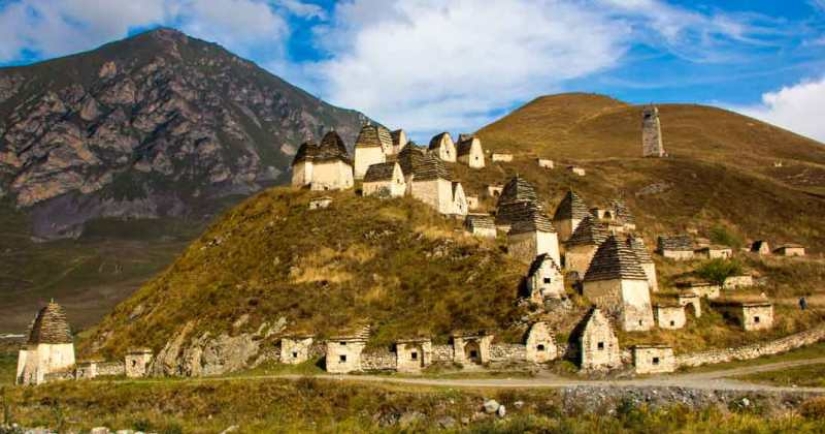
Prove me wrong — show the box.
[508,209,556,235]
[584,235,648,282]
[391,129,406,147]
[355,125,393,149]
[363,162,398,182]
[657,235,693,252]
[527,253,561,278]
[497,176,538,207]
[317,131,351,161]
[291,141,317,165]
[27,301,72,345]
[566,215,609,247]
[428,132,452,150]
[612,200,636,224]
[456,135,480,157]
[465,214,496,230]
[626,235,653,264]
[413,153,450,181]
[397,143,427,176]
[553,190,589,221]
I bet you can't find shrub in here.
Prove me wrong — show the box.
[697,258,743,287]
[801,397,825,419]
[709,225,744,248]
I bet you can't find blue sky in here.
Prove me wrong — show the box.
[1,0,824,143]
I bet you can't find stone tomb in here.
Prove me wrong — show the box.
[632,345,675,374]
[125,348,153,378]
[713,301,774,331]
[655,304,686,330]
[325,335,367,374]
[525,322,557,363]
[774,244,805,257]
[576,308,621,371]
[281,336,314,365]
[452,333,493,366]
[395,339,433,373]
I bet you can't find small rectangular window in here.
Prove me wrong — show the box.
[670,321,675,327]
[340,342,347,346]
[653,357,660,365]
[411,351,418,360]
[754,316,760,323]
[543,277,552,284]
[597,342,605,350]
[292,352,298,359]
[339,355,347,363]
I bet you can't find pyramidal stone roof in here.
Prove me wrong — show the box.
[428,132,452,150]
[27,301,72,345]
[566,215,609,247]
[396,143,426,175]
[291,141,317,165]
[317,131,350,160]
[497,176,539,207]
[508,209,556,235]
[527,253,561,278]
[413,153,450,181]
[626,235,653,263]
[465,214,496,230]
[553,190,590,221]
[355,125,393,149]
[363,162,398,182]
[613,200,636,224]
[584,235,648,282]
[391,129,406,147]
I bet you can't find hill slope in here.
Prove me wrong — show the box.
[470,93,825,251]
[84,189,529,362]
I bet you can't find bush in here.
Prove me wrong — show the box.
[697,258,743,287]
[709,225,744,248]
[801,397,825,419]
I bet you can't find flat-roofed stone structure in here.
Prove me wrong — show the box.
[627,235,658,292]
[325,329,369,374]
[713,301,774,331]
[655,304,686,329]
[353,124,392,179]
[429,132,457,162]
[575,308,621,371]
[466,195,479,210]
[491,153,513,162]
[456,134,485,169]
[774,244,806,257]
[632,344,675,374]
[751,240,771,255]
[452,332,493,366]
[281,336,314,365]
[678,292,702,318]
[564,215,608,277]
[657,235,694,260]
[363,162,406,198]
[525,322,557,363]
[583,235,654,332]
[567,166,586,176]
[676,279,721,299]
[308,196,333,210]
[553,190,589,244]
[537,158,554,169]
[464,214,497,238]
[125,348,153,378]
[395,338,432,373]
[724,274,754,289]
[695,245,733,259]
[525,254,565,301]
[16,301,76,385]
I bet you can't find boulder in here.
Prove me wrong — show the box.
[483,399,500,414]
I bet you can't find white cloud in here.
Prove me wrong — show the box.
[733,76,825,143]
[276,0,327,19]
[313,0,631,137]
[0,0,295,63]
[309,0,769,139]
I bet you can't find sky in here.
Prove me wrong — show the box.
[0,0,823,143]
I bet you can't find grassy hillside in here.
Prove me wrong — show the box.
[83,189,528,358]
[469,93,825,251]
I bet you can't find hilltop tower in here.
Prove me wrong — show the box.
[642,105,665,157]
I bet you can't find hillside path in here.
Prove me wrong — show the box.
[211,357,825,394]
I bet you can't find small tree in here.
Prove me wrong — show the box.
[697,258,743,287]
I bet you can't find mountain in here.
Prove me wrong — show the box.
[0,28,368,333]
[0,28,367,240]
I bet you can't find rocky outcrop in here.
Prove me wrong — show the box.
[0,28,366,239]
[151,317,286,376]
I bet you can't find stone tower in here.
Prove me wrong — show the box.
[642,105,665,157]
[16,301,76,385]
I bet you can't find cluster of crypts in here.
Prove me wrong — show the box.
[14,109,806,385]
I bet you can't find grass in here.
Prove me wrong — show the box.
[686,341,825,373]
[3,377,825,432]
[737,364,825,388]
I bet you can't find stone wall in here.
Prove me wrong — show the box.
[508,231,560,266]
[676,324,825,368]
[491,153,513,162]
[431,344,453,363]
[97,361,125,376]
[361,349,397,371]
[489,344,527,363]
[310,160,354,191]
[354,146,385,179]
[633,346,676,374]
